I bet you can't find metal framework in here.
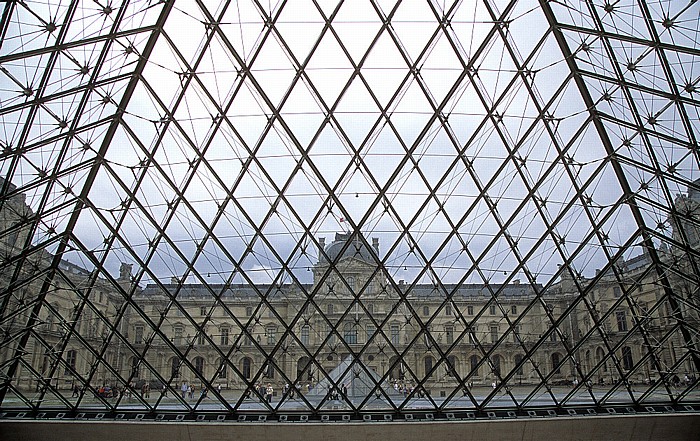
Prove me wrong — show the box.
[0,0,699,421]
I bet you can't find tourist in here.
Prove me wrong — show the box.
[265,383,273,403]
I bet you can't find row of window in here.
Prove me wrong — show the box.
[162,352,576,381]
[179,303,523,318]
[63,344,639,381]
[134,323,532,346]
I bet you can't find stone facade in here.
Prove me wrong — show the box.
[1,182,698,398]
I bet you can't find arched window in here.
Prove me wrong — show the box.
[514,354,524,376]
[585,350,591,371]
[596,347,607,372]
[130,356,139,378]
[492,354,502,376]
[217,358,227,379]
[242,357,252,379]
[264,362,275,379]
[424,355,434,378]
[551,352,561,375]
[170,357,180,378]
[297,356,312,381]
[388,356,405,380]
[622,346,634,371]
[194,356,205,376]
[447,355,458,377]
[470,355,480,375]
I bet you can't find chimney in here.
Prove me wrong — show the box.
[372,237,379,255]
[318,237,326,262]
[119,262,133,281]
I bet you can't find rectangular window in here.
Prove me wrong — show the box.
[197,332,206,345]
[174,326,183,345]
[489,304,496,315]
[616,310,628,332]
[366,324,376,342]
[390,325,400,345]
[622,346,634,370]
[220,328,229,345]
[301,325,309,345]
[639,302,648,318]
[490,325,498,343]
[511,305,517,315]
[134,325,144,344]
[613,286,622,297]
[267,327,276,345]
[423,306,430,316]
[65,349,77,375]
[445,304,452,316]
[347,276,355,292]
[327,323,336,344]
[467,305,474,315]
[245,306,253,316]
[445,325,454,344]
[200,306,207,316]
[513,325,520,343]
[344,325,358,344]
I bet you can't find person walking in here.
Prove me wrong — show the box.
[265,383,273,403]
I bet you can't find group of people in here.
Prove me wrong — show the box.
[179,381,214,400]
[255,383,274,402]
[392,380,424,397]
[248,382,316,402]
[281,382,313,399]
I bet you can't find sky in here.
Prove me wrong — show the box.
[2,0,697,291]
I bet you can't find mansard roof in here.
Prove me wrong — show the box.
[138,281,542,299]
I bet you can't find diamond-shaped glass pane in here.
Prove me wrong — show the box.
[1,0,699,419]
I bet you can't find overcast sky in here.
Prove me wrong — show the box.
[3,0,694,291]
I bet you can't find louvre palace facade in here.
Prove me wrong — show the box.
[1,178,698,403]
